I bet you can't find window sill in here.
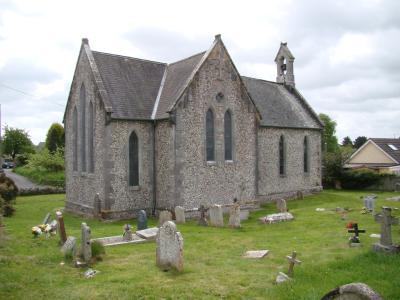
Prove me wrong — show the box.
[279,174,286,178]
[225,160,234,164]
[206,161,217,166]
[129,186,140,191]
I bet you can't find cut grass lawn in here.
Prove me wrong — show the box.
[1,190,400,299]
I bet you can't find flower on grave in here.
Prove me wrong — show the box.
[31,226,42,237]
[346,222,355,229]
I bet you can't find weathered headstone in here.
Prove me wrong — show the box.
[321,282,383,300]
[276,199,287,213]
[363,195,377,213]
[243,250,269,259]
[81,223,92,263]
[259,212,294,224]
[348,223,366,246]
[42,212,51,225]
[137,210,148,230]
[372,206,399,253]
[209,204,224,227]
[240,210,249,221]
[123,224,133,241]
[158,210,172,227]
[228,199,241,228]
[286,251,301,277]
[61,236,77,257]
[56,211,67,245]
[93,193,101,218]
[174,206,185,224]
[198,205,208,226]
[156,221,184,272]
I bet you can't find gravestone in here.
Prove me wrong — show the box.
[276,199,287,213]
[198,205,208,226]
[243,250,269,259]
[348,223,366,246]
[276,272,291,284]
[209,204,224,227]
[123,224,133,241]
[228,200,241,228]
[175,206,185,224]
[372,206,399,253]
[321,282,383,300]
[363,195,376,213]
[137,210,148,230]
[158,210,172,227]
[240,210,249,221]
[156,221,184,272]
[81,223,92,263]
[259,212,294,224]
[286,251,301,277]
[56,211,67,245]
[61,236,77,257]
[42,212,51,225]
[93,193,101,218]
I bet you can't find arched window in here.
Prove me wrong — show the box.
[73,106,78,172]
[224,110,233,160]
[129,131,139,186]
[279,135,285,176]
[80,84,86,172]
[88,101,94,173]
[205,109,215,161]
[304,136,309,173]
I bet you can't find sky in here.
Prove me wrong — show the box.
[0,0,399,145]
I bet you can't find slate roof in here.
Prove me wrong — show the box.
[92,51,166,120]
[242,77,322,129]
[370,138,400,164]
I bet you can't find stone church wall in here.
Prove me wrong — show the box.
[172,42,257,209]
[65,52,107,216]
[257,127,322,201]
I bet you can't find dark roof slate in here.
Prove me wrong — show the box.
[92,51,166,120]
[242,77,321,129]
[370,138,400,164]
[155,52,206,119]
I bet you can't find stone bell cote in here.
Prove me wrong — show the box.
[275,42,295,87]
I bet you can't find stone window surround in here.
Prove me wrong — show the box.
[279,135,286,177]
[205,107,216,163]
[127,130,141,189]
[224,109,234,162]
[72,106,78,172]
[80,83,87,173]
[303,135,310,174]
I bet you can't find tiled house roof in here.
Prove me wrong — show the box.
[370,138,400,164]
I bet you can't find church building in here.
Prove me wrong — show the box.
[64,35,323,219]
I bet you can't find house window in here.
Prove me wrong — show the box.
[279,135,285,176]
[129,131,139,186]
[205,108,215,161]
[80,84,86,172]
[73,106,78,172]
[304,136,309,173]
[224,110,233,160]
[88,101,94,173]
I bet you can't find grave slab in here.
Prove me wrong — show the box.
[92,234,147,246]
[259,212,294,224]
[243,250,269,259]
[136,227,159,240]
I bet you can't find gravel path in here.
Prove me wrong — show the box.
[4,169,41,190]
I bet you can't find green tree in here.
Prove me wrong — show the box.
[1,126,34,160]
[319,113,339,153]
[45,123,65,154]
[341,136,353,147]
[353,136,368,149]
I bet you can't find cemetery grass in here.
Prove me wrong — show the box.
[0,191,399,299]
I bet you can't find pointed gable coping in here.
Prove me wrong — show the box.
[63,39,112,123]
[274,42,295,62]
[166,36,261,120]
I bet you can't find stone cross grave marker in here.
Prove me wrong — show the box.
[156,221,184,272]
[348,223,366,245]
[81,223,92,263]
[42,212,51,225]
[93,193,101,218]
[123,224,133,241]
[198,205,209,226]
[61,236,77,257]
[175,206,185,224]
[56,211,67,245]
[373,206,399,253]
[209,204,224,227]
[276,199,287,213]
[137,210,148,230]
[229,199,241,228]
[363,194,377,213]
[286,251,301,277]
[158,210,172,227]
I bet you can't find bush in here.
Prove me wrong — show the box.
[0,174,18,217]
[26,148,64,172]
[340,168,394,189]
